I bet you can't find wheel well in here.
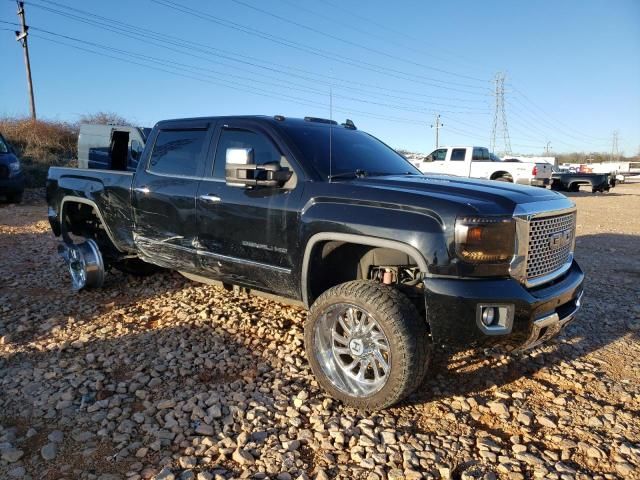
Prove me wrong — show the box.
[490,171,513,181]
[306,240,424,308]
[60,201,120,259]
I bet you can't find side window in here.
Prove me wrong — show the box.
[432,148,447,161]
[451,148,466,161]
[472,148,491,161]
[213,128,281,178]
[148,129,207,177]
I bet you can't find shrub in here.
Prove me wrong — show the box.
[0,117,78,187]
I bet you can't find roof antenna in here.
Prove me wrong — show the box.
[328,83,333,182]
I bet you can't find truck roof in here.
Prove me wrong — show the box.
[155,115,357,130]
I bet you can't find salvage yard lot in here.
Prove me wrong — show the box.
[1,183,639,480]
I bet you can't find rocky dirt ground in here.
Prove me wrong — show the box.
[1,183,639,480]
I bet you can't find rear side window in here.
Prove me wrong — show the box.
[148,129,207,177]
[451,148,466,161]
[212,128,281,178]
[472,148,490,161]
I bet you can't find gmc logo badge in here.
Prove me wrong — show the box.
[549,229,572,250]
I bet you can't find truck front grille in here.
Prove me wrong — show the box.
[526,212,576,281]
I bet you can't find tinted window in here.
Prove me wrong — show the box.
[432,149,447,161]
[472,148,490,161]
[213,129,281,178]
[148,129,206,177]
[451,148,466,161]
[0,136,8,154]
[490,153,502,162]
[279,123,420,178]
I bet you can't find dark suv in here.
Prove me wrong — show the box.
[0,133,25,203]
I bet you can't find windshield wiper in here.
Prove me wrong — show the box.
[328,168,367,181]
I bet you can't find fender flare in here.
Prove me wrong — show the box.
[59,196,125,252]
[301,232,429,307]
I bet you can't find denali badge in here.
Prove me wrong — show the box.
[549,229,572,250]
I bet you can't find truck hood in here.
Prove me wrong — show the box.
[345,174,571,216]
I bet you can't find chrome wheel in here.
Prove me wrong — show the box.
[59,239,105,290]
[314,303,391,397]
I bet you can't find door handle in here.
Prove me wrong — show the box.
[199,194,221,203]
[134,186,150,194]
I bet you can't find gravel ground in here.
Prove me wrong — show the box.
[1,183,639,480]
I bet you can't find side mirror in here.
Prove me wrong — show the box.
[225,148,291,187]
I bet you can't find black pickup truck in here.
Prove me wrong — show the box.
[47,115,584,409]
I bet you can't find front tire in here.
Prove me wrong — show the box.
[304,281,431,410]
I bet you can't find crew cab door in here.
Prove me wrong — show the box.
[132,120,213,271]
[195,121,303,298]
[421,148,448,174]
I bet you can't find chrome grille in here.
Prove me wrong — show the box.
[526,212,576,280]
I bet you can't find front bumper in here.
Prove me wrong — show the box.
[0,172,25,194]
[424,260,584,349]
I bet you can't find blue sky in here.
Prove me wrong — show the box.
[1,0,639,155]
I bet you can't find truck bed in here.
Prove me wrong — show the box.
[46,167,136,252]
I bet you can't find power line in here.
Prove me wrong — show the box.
[227,0,489,83]
[317,0,492,74]
[25,0,492,109]
[27,25,487,117]
[508,84,610,142]
[150,0,493,95]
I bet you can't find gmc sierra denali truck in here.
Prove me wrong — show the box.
[46,115,584,409]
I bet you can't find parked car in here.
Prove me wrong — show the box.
[78,123,150,171]
[414,146,552,187]
[0,133,25,203]
[46,115,584,409]
[551,167,614,193]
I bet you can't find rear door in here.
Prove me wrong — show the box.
[446,147,470,177]
[195,121,303,298]
[132,120,213,271]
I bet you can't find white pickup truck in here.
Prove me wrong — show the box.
[412,146,553,187]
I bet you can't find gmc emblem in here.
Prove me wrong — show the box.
[549,229,572,249]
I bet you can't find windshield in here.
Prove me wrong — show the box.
[278,123,420,179]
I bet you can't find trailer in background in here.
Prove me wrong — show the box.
[78,124,150,171]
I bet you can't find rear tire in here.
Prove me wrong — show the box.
[305,280,431,410]
[493,176,512,182]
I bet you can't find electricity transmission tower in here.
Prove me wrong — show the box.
[490,72,511,155]
[431,113,443,149]
[611,130,619,162]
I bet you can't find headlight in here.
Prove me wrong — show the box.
[454,217,515,263]
[8,161,21,174]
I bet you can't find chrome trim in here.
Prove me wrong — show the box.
[519,290,583,351]
[199,194,221,203]
[524,254,574,288]
[197,249,291,274]
[134,235,291,274]
[475,303,515,335]
[510,202,578,287]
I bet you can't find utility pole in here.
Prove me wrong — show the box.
[490,72,511,155]
[431,113,443,149]
[545,141,552,155]
[15,1,36,120]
